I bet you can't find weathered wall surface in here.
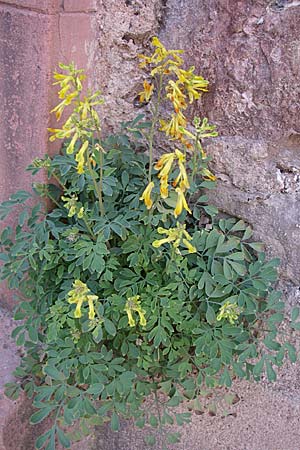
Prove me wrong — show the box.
[0,1,300,449]
[93,0,300,283]
[0,0,98,308]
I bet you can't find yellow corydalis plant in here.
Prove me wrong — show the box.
[152,223,196,254]
[67,280,98,320]
[124,295,147,328]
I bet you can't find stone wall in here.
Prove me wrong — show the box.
[92,0,300,284]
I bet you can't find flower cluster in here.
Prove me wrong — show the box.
[152,223,196,254]
[61,195,84,218]
[48,62,103,174]
[140,148,191,218]
[124,296,147,328]
[139,37,208,148]
[216,301,242,325]
[67,280,98,320]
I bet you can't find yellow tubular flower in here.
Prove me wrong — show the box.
[87,295,98,320]
[182,239,197,253]
[216,301,242,324]
[166,80,187,112]
[139,80,154,103]
[75,140,89,174]
[174,187,191,218]
[152,237,173,248]
[174,149,190,190]
[152,222,196,254]
[154,152,174,170]
[67,280,99,321]
[201,168,217,181]
[140,181,154,209]
[77,207,84,219]
[125,296,147,328]
[160,175,169,199]
[74,299,84,318]
[157,154,175,179]
[66,132,78,155]
[138,310,147,327]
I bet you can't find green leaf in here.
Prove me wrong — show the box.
[43,365,66,381]
[135,417,145,428]
[266,361,276,382]
[144,435,156,446]
[57,427,71,448]
[248,242,264,252]
[166,396,181,407]
[206,305,216,325]
[149,414,158,428]
[253,357,265,379]
[87,383,104,395]
[167,432,181,444]
[104,318,116,336]
[291,307,300,322]
[111,412,120,431]
[219,368,232,387]
[30,407,53,424]
[35,430,52,449]
[227,260,246,276]
[28,325,38,343]
[285,343,297,363]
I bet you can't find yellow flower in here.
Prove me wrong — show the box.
[61,195,79,218]
[154,153,177,200]
[201,168,216,181]
[138,37,183,74]
[66,132,78,155]
[159,111,187,140]
[87,295,98,320]
[75,140,89,174]
[154,152,174,170]
[152,223,196,254]
[166,80,187,112]
[124,295,147,328]
[174,187,191,218]
[67,280,98,320]
[140,181,154,209]
[139,80,154,103]
[156,153,175,179]
[216,301,242,324]
[182,239,196,253]
[77,207,84,218]
[173,149,190,190]
[74,298,85,318]
[159,175,169,199]
[174,66,209,103]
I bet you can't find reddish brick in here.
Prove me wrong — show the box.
[0,0,60,14]
[63,0,97,13]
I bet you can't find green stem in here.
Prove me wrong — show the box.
[87,155,103,216]
[82,216,96,241]
[46,192,61,209]
[147,73,164,183]
[99,145,105,216]
[154,389,164,450]
[51,172,66,190]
